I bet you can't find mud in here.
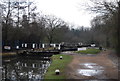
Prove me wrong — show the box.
[65,51,118,80]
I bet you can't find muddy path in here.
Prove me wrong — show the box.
[64,51,118,80]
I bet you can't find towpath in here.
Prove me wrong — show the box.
[62,50,118,80]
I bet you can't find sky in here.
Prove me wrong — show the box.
[33,0,96,28]
[0,0,97,28]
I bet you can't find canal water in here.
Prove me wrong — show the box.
[1,56,51,81]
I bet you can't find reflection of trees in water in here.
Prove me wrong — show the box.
[2,57,51,80]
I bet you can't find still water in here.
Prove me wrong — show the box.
[1,56,51,81]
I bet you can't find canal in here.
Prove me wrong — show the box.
[1,55,52,81]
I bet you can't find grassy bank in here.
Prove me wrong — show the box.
[75,48,101,54]
[44,54,73,79]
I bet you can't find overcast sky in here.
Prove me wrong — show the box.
[1,0,97,28]
[33,0,96,28]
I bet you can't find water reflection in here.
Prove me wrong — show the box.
[1,56,51,81]
[78,62,107,79]
[80,63,104,69]
[78,69,104,76]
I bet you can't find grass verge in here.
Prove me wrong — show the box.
[75,48,101,54]
[44,54,73,79]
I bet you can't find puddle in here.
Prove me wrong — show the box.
[80,63,97,65]
[77,63,107,79]
[78,69,104,76]
[83,79,108,81]
[80,63,104,69]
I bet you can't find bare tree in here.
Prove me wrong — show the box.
[2,0,12,46]
[87,0,120,55]
[44,15,66,44]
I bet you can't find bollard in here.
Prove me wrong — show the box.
[16,46,19,49]
[42,44,45,48]
[32,44,35,49]
[42,44,45,51]
[55,69,60,75]
[22,44,24,47]
[60,56,63,59]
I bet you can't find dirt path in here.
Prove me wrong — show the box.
[65,51,118,80]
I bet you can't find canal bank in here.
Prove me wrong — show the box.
[44,54,73,79]
[1,51,73,80]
